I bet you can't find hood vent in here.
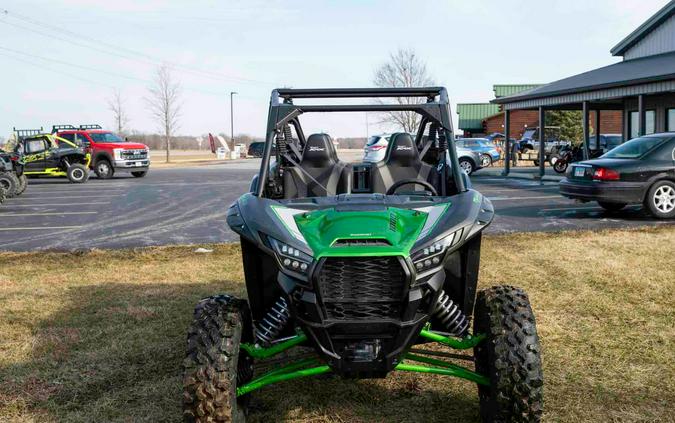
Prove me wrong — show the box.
[333,238,391,247]
[389,213,397,231]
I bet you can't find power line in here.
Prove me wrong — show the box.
[0,8,277,86]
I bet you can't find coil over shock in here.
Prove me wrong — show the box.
[431,291,469,336]
[255,296,291,346]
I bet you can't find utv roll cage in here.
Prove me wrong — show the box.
[257,87,466,198]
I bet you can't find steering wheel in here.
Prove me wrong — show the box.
[385,179,438,196]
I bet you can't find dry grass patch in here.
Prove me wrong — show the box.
[0,228,673,422]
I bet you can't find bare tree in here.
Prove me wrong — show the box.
[373,48,434,133]
[107,88,128,134]
[146,65,182,162]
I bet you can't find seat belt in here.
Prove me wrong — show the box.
[282,153,333,196]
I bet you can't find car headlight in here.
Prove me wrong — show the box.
[411,231,460,275]
[113,148,123,160]
[268,237,313,275]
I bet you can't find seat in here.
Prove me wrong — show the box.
[283,133,350,198]
[371,132,439,194]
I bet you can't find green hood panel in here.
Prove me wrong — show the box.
[294,207,428,258]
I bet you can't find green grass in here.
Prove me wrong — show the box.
[1,227,674,422]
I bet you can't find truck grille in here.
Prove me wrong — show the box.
[121,149,148,160]
[318,257,406,320]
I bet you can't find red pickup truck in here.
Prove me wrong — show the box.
[53,125,150,179]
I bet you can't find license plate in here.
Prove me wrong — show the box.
[135,162,143,167]
[574,167,585,177]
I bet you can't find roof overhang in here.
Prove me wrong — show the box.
[610,1,675,56]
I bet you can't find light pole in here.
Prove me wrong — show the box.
[230,91,238,150]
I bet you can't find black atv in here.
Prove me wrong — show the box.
[183,88,543,422]
[11,133,90,183]
[0,146,27,199]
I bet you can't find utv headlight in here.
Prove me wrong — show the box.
[411,231,459,274]
[268,237,313,275]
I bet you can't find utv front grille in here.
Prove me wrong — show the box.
[317,256,406,320]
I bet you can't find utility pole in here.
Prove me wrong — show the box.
[230,91,238,150]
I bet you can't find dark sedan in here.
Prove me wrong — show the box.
[559,133,675,218]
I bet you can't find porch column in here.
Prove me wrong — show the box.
[582,101,590,160]
[638,94,645,136]
[503,109,511,176]
[538,107,545,178]
[595,109,601,149]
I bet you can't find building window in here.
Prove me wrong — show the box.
[629,110,656,139]
[668,108,675,132]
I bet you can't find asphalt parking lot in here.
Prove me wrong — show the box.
[0,160,672,251]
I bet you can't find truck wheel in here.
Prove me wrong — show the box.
[183,295,254,423]
[474,285,543,423]
[598,202,626,212]
[67,164,89,183]
[131,171,147,178]
[0,172,19,198]
[644,180,675,219]
[15,174,27,196]
[95,160,114,179]
[0,186,5,205]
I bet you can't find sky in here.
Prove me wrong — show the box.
[0,0,669,139]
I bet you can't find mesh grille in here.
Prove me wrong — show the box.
[318,256,406,320]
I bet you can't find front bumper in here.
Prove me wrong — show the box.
[113,159,150,170]
[559,178,646,203]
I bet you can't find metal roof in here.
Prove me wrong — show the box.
[493,51,675,105]
[493,84,543,98]
[456,103,500,130]
[610,0,675,56]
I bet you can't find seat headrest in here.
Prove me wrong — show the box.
[301,133,337,167]
[385,133,420,166]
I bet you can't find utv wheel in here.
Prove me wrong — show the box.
[95,160,114,179]
[131,171,147,178]
[183,295,254,423]
[67,164,89,183]
[645,180,675,219]
[598,201,626,212]
[0,172,19,198]
[459,158,474,175]
[15,174,27,196]
[474,285,543,423]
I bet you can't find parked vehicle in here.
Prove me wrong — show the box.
[183,87,543,423]
[455,138,501,167]
[559,133,675,218]
[363,133,392,162]
[519,127,571,154]
[588,134,623,154]
[0,139,27,198]
[53,125,150,179]
[365,134,482,175]
[9,133,90,183]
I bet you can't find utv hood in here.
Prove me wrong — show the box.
[294,207,430,258]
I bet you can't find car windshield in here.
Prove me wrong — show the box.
[88,132,124,143]
[602,135,670,159]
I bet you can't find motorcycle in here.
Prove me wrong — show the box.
[553,145,603,173]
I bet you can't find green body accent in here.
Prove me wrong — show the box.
[240,332,308,359]
[234,328,490,397]
[401,354,490,386]
[237,361,330,396]
[294,207,428,258]
[418,329,486,349]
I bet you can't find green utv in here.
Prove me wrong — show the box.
[183,88,543,422]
